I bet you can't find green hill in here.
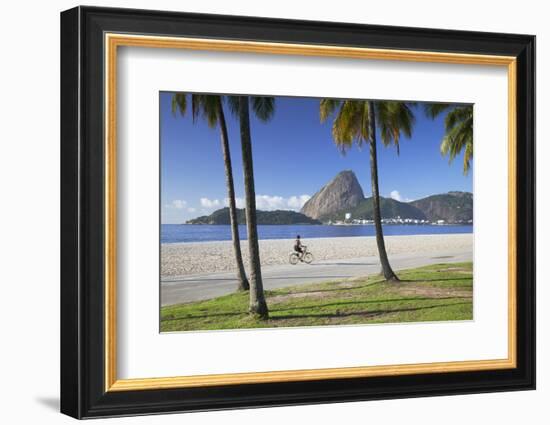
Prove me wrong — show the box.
[410,192,473,222]
[320,191,473,224]
[320,197,426,222]
[186,207,321,225]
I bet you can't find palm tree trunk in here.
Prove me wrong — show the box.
[368,101,399,281]
[217,100,249,291]
[238,96,269,318]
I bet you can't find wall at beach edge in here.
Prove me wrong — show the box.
[0,1,546,425]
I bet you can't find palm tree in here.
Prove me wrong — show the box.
[172,93,250,292]
[320,99,415,281]
[227,96,275,318]
[424,104,473,174]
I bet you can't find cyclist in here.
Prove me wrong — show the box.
[294,235,305,261]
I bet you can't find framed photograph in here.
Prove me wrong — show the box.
[60,6,535,419]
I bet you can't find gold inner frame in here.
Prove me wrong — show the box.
[104,33,518,392]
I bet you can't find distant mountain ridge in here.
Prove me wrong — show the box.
[187,171,472,225]
[300,170,472,224]
[186,207,321,225]
[319,196,427,222]
[410,191,473,222]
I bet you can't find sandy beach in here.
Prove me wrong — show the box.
[161,233,472,278]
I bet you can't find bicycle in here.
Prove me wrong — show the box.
[289,245,314,265]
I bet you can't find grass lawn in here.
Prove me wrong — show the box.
[160,262,473,332]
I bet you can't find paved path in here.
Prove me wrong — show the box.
[161,249,472,306]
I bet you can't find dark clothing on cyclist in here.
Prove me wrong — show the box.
[294,238,303,253]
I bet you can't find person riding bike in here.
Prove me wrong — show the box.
[294,235,306,261]
[289,235,313,265]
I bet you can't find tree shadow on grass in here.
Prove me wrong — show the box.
[441,284,473,289]
[269,302,471,321]
[162,284,473,323]
[162,300,471,326]
[271,297,471,314]
[272,279,386,296]
[398,277,472,283]
[161,310,244,322]
[266,275,351,280]
[161,296,431,323]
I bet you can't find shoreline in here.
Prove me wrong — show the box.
[161,233,473,278]
[161,231,472,246]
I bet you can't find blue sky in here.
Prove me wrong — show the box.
[161,93,473,224]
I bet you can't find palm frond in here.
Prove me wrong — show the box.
[191,95,202,123]
[319,99,341,123]
[444,106,472,132]
[172,93,223,130]
[438,105,473,173]
[360,101,370,142]
[462,139,473,174]
[171,93,187,116]
[202,95,220,128]
[331,100,364,153]
[251,97,275,122]
[226,96,241,118]
[424,102,451,119]
[376,101,416,155]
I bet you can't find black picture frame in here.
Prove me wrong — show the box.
[61,5,535,419]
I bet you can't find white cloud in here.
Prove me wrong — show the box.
[287,195,311,209]
[187,207,196,213]
[205,194,311,211]
[235,198,245,209]
[165,199,188,209]
[255,195,285,210]
[200,198,221,208]
[224,197,246,209]
[171,199,187,209]
[389,190,413,202]
[389,190,403,201]
[236,194,311,211]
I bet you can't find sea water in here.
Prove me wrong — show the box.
[161,224,473,244]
